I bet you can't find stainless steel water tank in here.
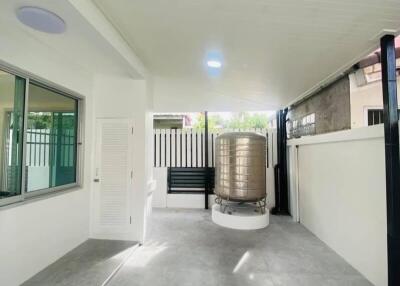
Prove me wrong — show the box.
[214,132,266,202]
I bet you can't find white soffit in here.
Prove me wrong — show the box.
[93,0,400,108]
[0,0,144,78]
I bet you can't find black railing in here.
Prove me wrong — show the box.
[167,167,215,193]
[25,129,75,167]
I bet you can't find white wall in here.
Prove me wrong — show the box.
[152,169,275,210]
[0,1,150,284]
[152,167,167,208]
[0,34,94,286]
[91,75,153,243]
[0,188,91,286]
[350,73,400,128]
[287,126,387,286]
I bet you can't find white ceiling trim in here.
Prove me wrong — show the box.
[67,0,147,78]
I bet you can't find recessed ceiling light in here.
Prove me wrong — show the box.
[16,6,66,34]
[207,60,222,68]
[205,51,223,77]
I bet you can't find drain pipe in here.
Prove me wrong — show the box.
[271,108,289,215]
[381,34,400,286]
[204,111,210,210]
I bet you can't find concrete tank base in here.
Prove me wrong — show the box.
[211,204,269,230]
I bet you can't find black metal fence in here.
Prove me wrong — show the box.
[25,129,75,167]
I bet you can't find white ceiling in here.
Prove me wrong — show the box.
[0,0,142,78]
[94,0,400,109]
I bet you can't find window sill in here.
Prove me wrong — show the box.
[0,184,82,211]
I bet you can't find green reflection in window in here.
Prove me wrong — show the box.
[0,72,25,199]
[26,83,77,192]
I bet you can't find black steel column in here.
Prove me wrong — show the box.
[381,34,400,286]
[272,109,289,215]
[204,111,209,209]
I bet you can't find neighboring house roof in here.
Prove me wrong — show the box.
[355,48,400,69]
[355,36,400,69]
[154,114,192,127]
[154,114,186,120]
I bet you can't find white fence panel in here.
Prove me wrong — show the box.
[153,128,272,168]
[152,127,277,209]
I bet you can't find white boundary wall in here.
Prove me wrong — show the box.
[152,128,277,210]
[287,125,387,286]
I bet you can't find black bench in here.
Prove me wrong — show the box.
[167,167,215,193]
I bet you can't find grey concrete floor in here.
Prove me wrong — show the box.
[22,239,137,286]
[23,208,373,286]
[108,208,373,286]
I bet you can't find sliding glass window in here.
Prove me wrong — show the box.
[0,70,25,201]
[0,67,81,206]
[26,83,78,194]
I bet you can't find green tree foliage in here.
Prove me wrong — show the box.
[28,113,52,129]
[226,112,269,129]
[192,112,269,130]
[28,112,76,130]
[192,113,225,131]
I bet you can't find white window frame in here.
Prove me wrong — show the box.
[363,106,384,127]
[0,61,84,208]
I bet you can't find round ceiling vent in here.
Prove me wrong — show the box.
[16,6,66,34]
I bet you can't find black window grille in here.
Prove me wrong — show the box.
[367,109,400,126]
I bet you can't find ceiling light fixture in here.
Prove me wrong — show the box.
[207,60,222,68]
[205,51,223,77]
[16,6,66,34]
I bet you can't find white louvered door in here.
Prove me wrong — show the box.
[92,118,133,239]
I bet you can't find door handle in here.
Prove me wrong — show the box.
[94,178,100,182]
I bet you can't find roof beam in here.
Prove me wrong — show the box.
[67,0,147,78]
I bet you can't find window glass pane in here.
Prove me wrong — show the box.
[26,83,78,192]
[0,70,25,199]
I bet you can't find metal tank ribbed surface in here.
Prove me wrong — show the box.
[214,132,266,202]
